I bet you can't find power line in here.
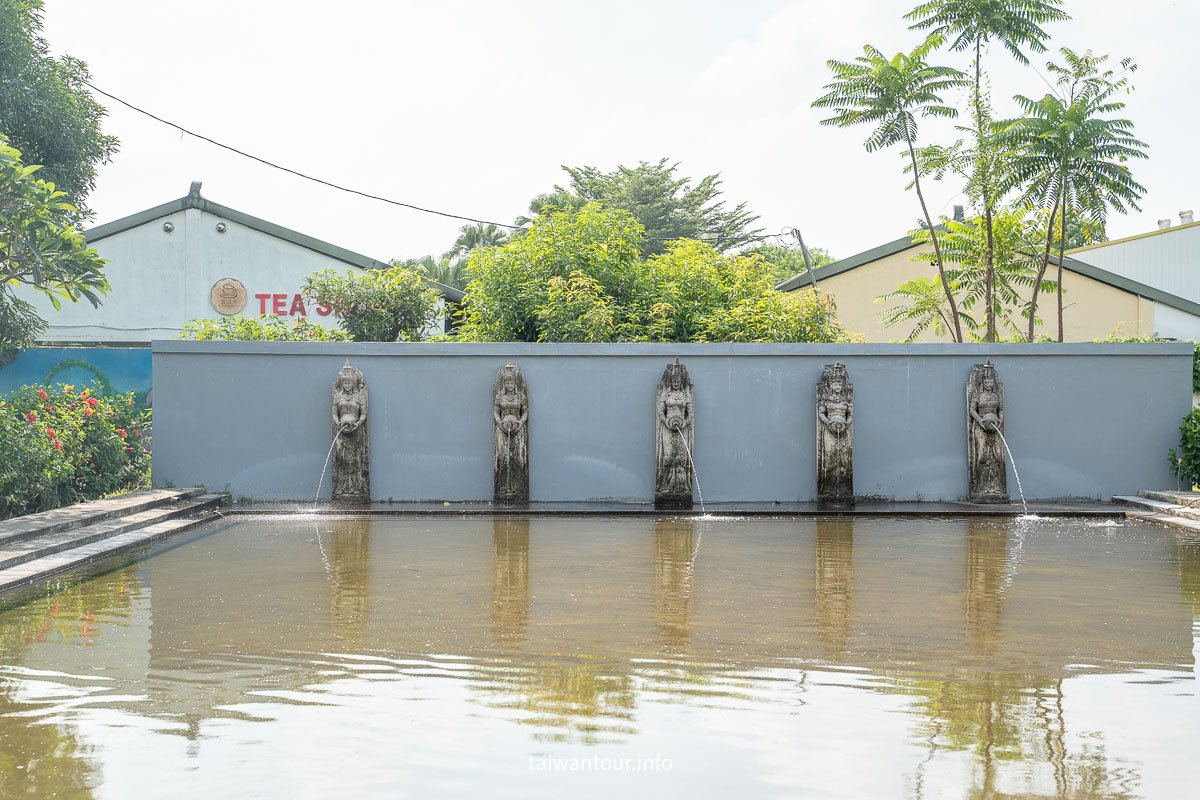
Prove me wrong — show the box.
[84,80,785,247]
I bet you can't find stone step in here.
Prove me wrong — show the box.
[0,495,223,571]
[1114,494,1200,521]
[0,495,225,595]
[0,488,205,548]
[1138,489,1200,506]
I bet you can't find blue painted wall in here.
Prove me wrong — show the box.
[151,341,1194,503]
[0,347,153,408]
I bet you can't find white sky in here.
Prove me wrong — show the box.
[41,0,1200,266]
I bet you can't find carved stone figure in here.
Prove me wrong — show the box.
[655,359,694,510]
[331,362,369,504]
[493,363,529,505]
[967,361,1009,503]
[816,362,854,504]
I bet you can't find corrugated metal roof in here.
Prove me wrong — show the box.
[1065,222,1200,303]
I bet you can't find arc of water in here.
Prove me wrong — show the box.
[677,431,707,515]
[315,427,344,502]
[988,423,1029,515]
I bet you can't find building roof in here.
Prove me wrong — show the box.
[85,182,465,303]
[1066,219,1200,255]
[775,232,1200,318]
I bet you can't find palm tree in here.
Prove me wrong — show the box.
[813,36,970,341]
[907,0,1070,342]
[448,223,509,260]
[997,49,1146,341]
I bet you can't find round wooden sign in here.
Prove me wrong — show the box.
[209,277,247,315]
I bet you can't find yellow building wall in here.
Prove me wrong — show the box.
[800,245,1154,342]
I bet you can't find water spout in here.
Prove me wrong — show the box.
[314,427,344,503]
[988,423,1029,515]
[677,433,707,516]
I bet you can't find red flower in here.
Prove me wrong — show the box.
[38,389,47,400]
[117,428,127,437]
[45,428,55,437]
[85,409,94,417]
[86,397,98,408]
[25,412,36,422]
[55,440,62,451]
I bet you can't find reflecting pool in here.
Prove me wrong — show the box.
[1,515,1197,799]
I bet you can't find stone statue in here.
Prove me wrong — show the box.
[655,359,694,510]
[331,362,369,504]
[967,361,1009,503]
[493,363,529,505]
[816,362,854,504]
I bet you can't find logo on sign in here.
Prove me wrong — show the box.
[210,278,248,315]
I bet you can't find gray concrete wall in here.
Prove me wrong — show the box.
[151,341,1194,503]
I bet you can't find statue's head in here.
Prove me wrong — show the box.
[831,379,844,394]
[334,362,364,394]
[503,377,516,393]
[495,363,524,398]
[983,375,995,390]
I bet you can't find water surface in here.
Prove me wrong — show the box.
[1,515,1197,798]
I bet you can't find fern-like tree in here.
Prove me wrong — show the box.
[997,48,1146,341]
[907,0,1069,342]
[813,36,969,341]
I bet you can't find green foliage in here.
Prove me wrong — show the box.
[1169,408,1200,490]
[905,208,1056,340]
[302,266,441,342]
[524,158,763,257]
[996,48,1146,341]
[177,314,349,342]
[740,243,836,285]
[0,289,45,367]
[876,277,964,342]
[1,383,150,518]
[457,204,644,342]
[0,0,118,212]
[814,34,970,341]
[1,133,110,363]
[393,222,511,290]
[906,0,1070,66]
[457,205,857,344]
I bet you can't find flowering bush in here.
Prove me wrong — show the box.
[0,384,151,518]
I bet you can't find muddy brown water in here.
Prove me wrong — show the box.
[0,515,1197,799]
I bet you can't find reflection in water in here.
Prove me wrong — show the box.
[492,518,530,640]
[328,519,370,641]
[0,560,142,799]
[966,519,1007,658]
[814,517,853,659]
[0,517,1196,799]
[654,518,696,648]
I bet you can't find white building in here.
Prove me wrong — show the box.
[1067,211,1200,340]
[20,182,462,344]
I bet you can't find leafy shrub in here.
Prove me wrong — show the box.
[302,267,441,342]
[1169,408,1200,490]
[178,314,349,341]
[0,384,151,518]
[459,204,859,343]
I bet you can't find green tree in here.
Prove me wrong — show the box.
[814,36,970,341]
[907,0,1069,342]
[457,204,856,344]
[997,48,1146,341]
[0,0,117,212]
[177,314,349,342]
[0,134,109,366]
[457,204,645,342]
[522,159,762,257]
[302,266,441,342]
[740,243,836,285]
[907,208,1056,340]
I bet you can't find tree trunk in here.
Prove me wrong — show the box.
[975,41,996,343]
[1027,204,1059,343]
[907,137,962,343]
[1057,198,1068,342]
